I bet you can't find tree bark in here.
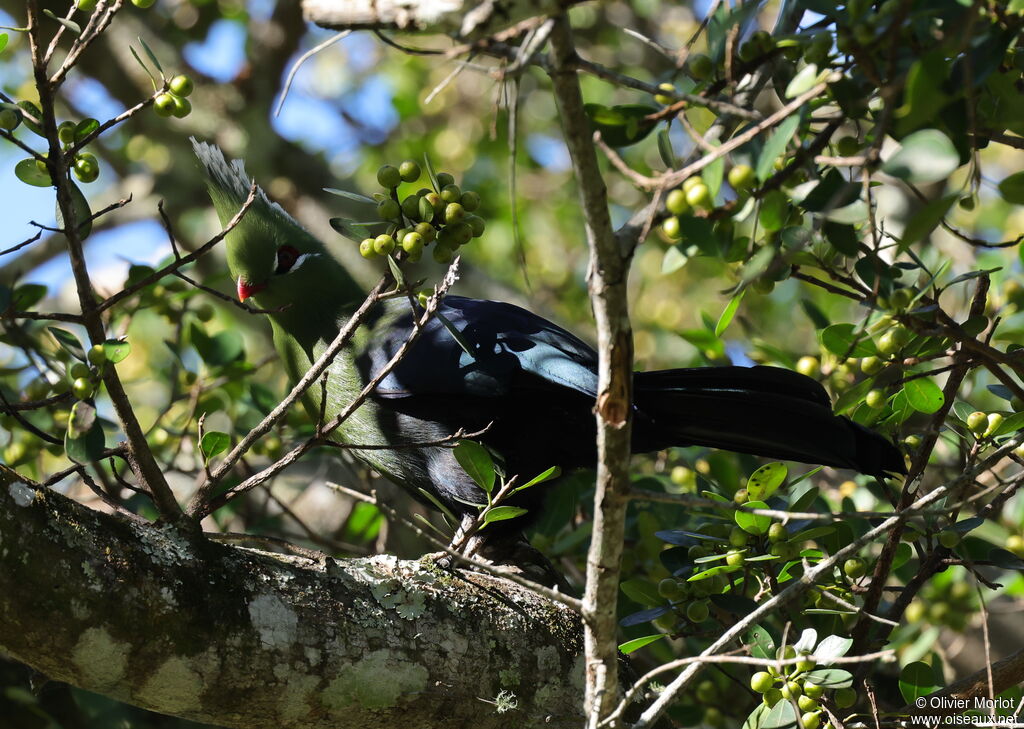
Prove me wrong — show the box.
[0,470,585,729]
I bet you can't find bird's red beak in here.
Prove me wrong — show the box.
[237,276,267,302]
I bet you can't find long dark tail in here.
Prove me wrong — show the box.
[632,366,906,479]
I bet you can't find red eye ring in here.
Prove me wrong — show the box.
[275,245,300,274]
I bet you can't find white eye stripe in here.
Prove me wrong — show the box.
[277,251,320,274]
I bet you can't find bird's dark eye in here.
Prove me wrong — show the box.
[275,245,300,274]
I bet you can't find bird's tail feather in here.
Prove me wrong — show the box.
[633,366,905,478]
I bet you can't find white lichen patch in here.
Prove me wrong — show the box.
[370,578,427,620]
[322,650,428,712]
[71,627,129,690]
[138,656,204,714]
[8,482,35,508]
[248,592,298,647]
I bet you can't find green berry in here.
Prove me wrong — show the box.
[662,216,682,240]
[966,411,988,435]
[803,682,824,699]
[401,231,424,256]
[877,326,909,355]
[131,0,156,7]
[87,344,107,366]
[695,680,717,703]
[423,192,444,217]
[399,160,421,183]
[725,550,745,567]
[377,165,401,189]
[657,577,682,599]
[666,189,690,215]
[72,377,94,400]
[73,153,99,183]
[1006,535,1024,557]
[435,172,455,189]
[798,695,819,712]
[419,195,437,222]
[0,107,19,131]
[860,356,883,375]
[733,488,749,504]
[796,655,816,673]
[685,183,711,208]
[154,94,176,117]
[378,199,401,220]
[750,671,774,694]
[687,544,708,560]
[762,688,783,707]
[685,600,709,623]
[359,238,377,258]
[432,244,455,264]
[373,234,396,255]
[835,136,860,156]
[440,184,462,204]
[768,523,788,543]
[168,74,194,97]
[76,0,98,10]
[465,215,486,238]
[654,82,676,106]
[984,412,1005,437]
[401,196,422,220]
[795,356,819,377]
[444,202,466,223]
[781,680,802,699]
[70,362,91,379]
[414,222,436,242]
[865,389,886,409]
[729,527,749,548]
[3,442,29,465]
[843,558,867,579]
[170,95,192,118]
[728,164,755,190]
[448,222,473,247]
[834,687,856,709]
[801,711,821,729]
[682,176,704,192]
[460,190,480,212]
[890,288,914,310]
[58,121,77,145]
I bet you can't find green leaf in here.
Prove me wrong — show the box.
[74,117,100,142]
[329,217,366,243]
[813,634,852,665]
[823,222,859,256]
[998,171,1024,205]
[128,45,156,83]
[13,283,47,310]
[453,440,496,494]
[901,194,957,250]
[14,158,51,187]
[988,548,1024,571]
[44,9,80,34]
[821,323,876,357]
[746,462,786,501]
[743,704,769,729]
[482,505,527,525]
[756,113,801,181]
[48,326,86,361]
[65,402,105,464]
[620,578,664,606]
[583,103,658,147]
[385,253,405,289]
[992,411,1024,436]
[898,661,942,704]
[761,696,798,729]
[618,634,665,655]
[715,290,744,337]
[802,668,853,688]
[199,431,230,462]
[17,100,44,136]
[138,36,163,74]
[759,190,788,232]
[56,180,93,239]
[703,151,724,199]
[881,129,959,184]
[657,128,675,168]
[101,339,131,364]
[0,33,8,54]
[744,624,775,660]
[784,63,819,98]
[514,465,561,492]
[902,378,944,414]
[323,187,377,204]
[189,323,244,366]
[736,500,772,536]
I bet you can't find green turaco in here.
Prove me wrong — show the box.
[193,140,905,564]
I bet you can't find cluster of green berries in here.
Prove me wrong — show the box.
[77,0,155,11]
[905,580,975,631]
[154,75,195,119]
[53,119,102,183]
[966,410,1005,440]
[660,166,754,241]
[690,497,803,566]
[749,649,857,729]
[358,161,485,264]
[65,344,109,401]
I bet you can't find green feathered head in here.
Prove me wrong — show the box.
[191,139,328,304]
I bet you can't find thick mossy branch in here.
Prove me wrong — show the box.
[0,474,585,729]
